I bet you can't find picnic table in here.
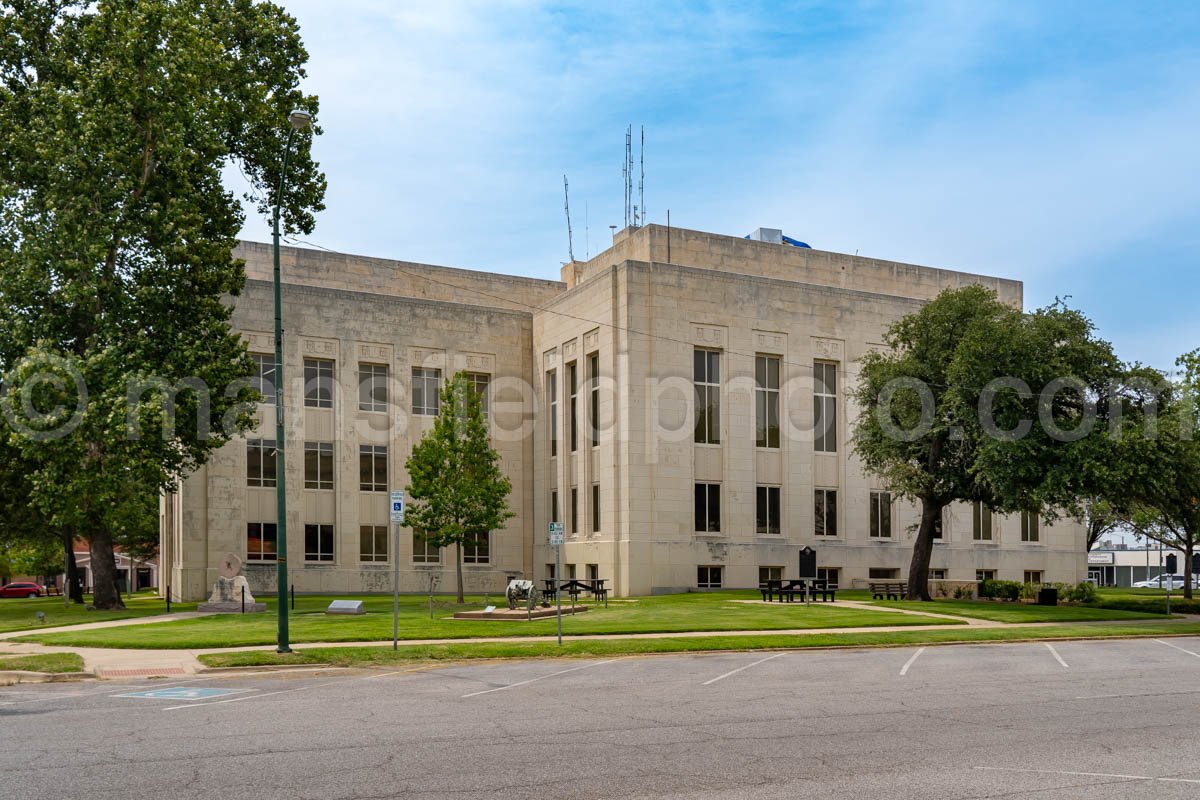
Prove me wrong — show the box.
[869,581,908,600]
[760,579,837,603]
[543,578,608,608]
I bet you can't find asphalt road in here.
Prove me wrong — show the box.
[3,637,1200,799]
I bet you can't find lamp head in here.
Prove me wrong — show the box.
[287,109,312,131]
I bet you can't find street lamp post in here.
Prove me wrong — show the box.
[273,108,311,654]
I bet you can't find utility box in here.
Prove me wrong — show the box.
[1037,587,1058,606]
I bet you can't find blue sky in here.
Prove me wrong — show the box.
[235,1,1200,373]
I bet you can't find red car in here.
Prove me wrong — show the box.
[0,582,43,598]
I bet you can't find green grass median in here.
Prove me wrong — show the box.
[0,593,196,634]
[0,652,86,673]
[868,599,1162,623]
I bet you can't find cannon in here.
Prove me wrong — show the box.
[505,579,541,610]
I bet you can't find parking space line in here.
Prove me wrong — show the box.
[163,668,423,711]
[1044,643,1068,668]
[1155,639,1200,659]
[461,659,617,698]
[899,648,925,676]
[701,652,785,686]
[975,766,1200,784]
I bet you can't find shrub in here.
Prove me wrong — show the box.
[998,580,1022,601]
[953,585,974,600]
[1068,582,1097,604]
[978,579,998,599]
[1021,582,1039,601]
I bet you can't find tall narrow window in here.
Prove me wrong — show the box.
[251,354,276,404]
[870,491,892,538]
[413,530,440,564]
[814,361,837,453]
[570,487,578,534]
[358,363,388,412]
[1021,511,1040,542]
[568,361,578,452]
[247,439,277,488]
[304,523,334,562]
[694,483,721,533]
[694,348,721,444]
[466,372,490,417]
[756,485,780,534]
[591,483,600,532]
[588,352,600,447]
[359,525,388,563]
[550,489,559,524]
[547,370,558,457]
[359,445,388,492]
[932,510,945,540]
[755,355,780,448]
[304,442,334,490]
[463,532,490,564]
[411,367,441,416]
[973,502,993,541]
[814,488,837,536]
[247,522,277,561]
[304,358,334,409]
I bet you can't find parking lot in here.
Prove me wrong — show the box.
[3,637,1199,799]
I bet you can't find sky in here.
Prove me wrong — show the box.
[234,0,1200,375]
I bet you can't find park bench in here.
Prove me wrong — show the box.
[869,581,907,601]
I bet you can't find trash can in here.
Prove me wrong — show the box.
[1037,586,1058,606]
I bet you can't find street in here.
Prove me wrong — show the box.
[3,638,1199,799]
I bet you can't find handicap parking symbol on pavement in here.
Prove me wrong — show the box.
[115,687,246,701]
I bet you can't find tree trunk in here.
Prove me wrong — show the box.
[455,541,465,604]
[907,497,942,602]
[88,526,125,610]
[62,529,83,604]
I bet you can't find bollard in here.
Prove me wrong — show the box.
[291,584,295,610]
[241,584,246,614]
[166,585,171,614]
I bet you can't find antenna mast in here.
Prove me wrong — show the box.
[639,125,645,226]
[563,174,575,263]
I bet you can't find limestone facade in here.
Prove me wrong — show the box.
[161,226,1086,600]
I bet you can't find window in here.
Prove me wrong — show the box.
[546,562,556,581]
[973,502,993,541]
[588,352,600,447]
[591,483,601,532]
[695,483,721,533]
[587,563,598,582]
[411,367,441,416]
[358,363,388,412]
[550,489,559,525]
[976,569,996,582]
[251,353,276,404]
[1022,511,1040,542]
[570,487,578,534]
[359,525,388,563]
[566,563,577,580]
[304,442,334,490]
[547,369,558,457]
[814,361,837,453]
[932,510,944,540]
[929,568,947,580]
[755,355,781,448]
[759,566,783,588]
[1024,570,1044,584]
[359,445,387,492]
[247,522,277,562]
[869,567,900,579]
[304,523,334,562]
[247,439,277,488]
[817,567,840,589]
[870,491,892,538]
[568,361,578,452]
[463,532,490,564]
[756,486,780,534]
[814,488,837,536]
[413,531,440,564]
[304,358,334,409]
[697,566,723,588]
[694,348,721,444]
[466,372,490,417]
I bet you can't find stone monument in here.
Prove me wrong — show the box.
[197,553,267,613]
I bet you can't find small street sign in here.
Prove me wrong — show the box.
[390,490,405,523]
[549,521,564,546]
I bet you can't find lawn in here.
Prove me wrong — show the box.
[0,652,86,673]
[20,590,961,649]
[197,619,1200,668]
[0,592,196,634]
[868,599,1163,623]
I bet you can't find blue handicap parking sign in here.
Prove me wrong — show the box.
[116,687,245,700]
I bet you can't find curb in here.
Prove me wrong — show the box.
[0,670,97,685]
[196,663,336,674]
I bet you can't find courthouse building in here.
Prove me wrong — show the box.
[160,224,1087,600]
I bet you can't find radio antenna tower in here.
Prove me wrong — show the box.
[563,174,575,263]
[639,125,645,226]
[623,126,632,228]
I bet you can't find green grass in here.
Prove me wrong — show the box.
[0,652,86,673]
[0,592,196,634]
[869,599,1163,623]
[20,590,961,649]
[197,619,1200,668]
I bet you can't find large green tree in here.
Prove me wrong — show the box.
[0,0,325,608]
[852,286,1127,600]
[406,372,514,604]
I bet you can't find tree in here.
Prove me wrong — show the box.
[852,286,1126,600]
[405,372,514,604]
[1082,499,1124,551]
[0,1,325,608]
